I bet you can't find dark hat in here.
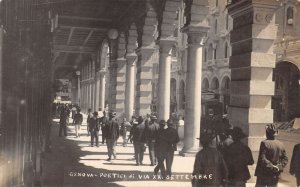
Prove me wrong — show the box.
[167,119,173,124]
[110,111,117,117]
[266,124,278,136]
[93,111,98,116]
[138,116,144,123]
[198,133,216,147]
[231,127,247,140]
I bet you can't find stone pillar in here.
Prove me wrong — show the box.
[95,73,100,111]
[125,53,137,120]
[157,39,176,120]
[115,58,126,116]
[135,47,155,116]
[109,61,117,111]
[181,26,208,156]
[77,72,80,105]
[227,0,279,151]
[99,70,106,111]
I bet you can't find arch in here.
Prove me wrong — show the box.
[286,5,297,26]
[221,76,230,91]
[210,77,219,90]
[99,39,109,70]
[179,80,185,110]
[273,60,300,122]
[202,78,209,90]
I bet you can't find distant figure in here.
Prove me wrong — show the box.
[58,108,68,137]
[154,120,169,179]
[224,127,254,187]
[98,108,104,118]
[73,108,83,138]
[144,115,159,166]
[165,119,180,177]
[120,118,131,147]
[71,105,77,119]
[86,108,93,136]
[192,133,228,187]
[290,143,300,187]
[131,116,146,166]
[255,124,288,187]
[100,111,109,144]
[104,112,119,161]
[89,112,100,147]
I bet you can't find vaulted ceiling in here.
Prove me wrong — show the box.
[51,0,140,78]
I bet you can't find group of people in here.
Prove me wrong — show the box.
[192,124,290,187]
[56,106,300,186]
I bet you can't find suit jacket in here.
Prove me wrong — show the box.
[290,143,300,175]
[89,118,100,131]
[165,126,180,151]
[104,118,119,140]
[144,122,159,142]
[131,122,146,143]
[255,139,288,178]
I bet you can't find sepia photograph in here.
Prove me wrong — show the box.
[0,0,300,186]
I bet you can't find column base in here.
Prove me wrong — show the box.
[179,147,200,157]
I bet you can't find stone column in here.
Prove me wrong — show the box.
[227,0,279,151]
[76,72,80,105]
[115,58,126,116]
[109,61,117,111]
[125,53,137,120]
[157,39,176,120]
[135,47,155,116]
[95,73,100,111]
[181,26,208,156]
[99,70,106,111]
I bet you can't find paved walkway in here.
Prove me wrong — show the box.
[42,115,296,187]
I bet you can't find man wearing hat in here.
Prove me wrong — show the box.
[224,127,254,187]
[165,119,180,177]
[89,112,100,147]
[192,132,228,187]
[131,116,146,165]
[154,120,169,179]
[104,112,119,161]
[144,115,159,166]
[255,124,288,187]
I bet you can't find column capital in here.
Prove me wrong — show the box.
[156,38,177,55]
[126,53,137,66]
[181,25,209,46]
[116,57,126,62]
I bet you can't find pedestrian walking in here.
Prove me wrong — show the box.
[224,127,254,187]
[120,118,131,147]
[86,108,93,135]
[192,132,228,187]
[100,111,109,144]
[154,120,169,179]
[58,108,68,137]
[255,124,288,187]
[165,119,180,177]
[131,116,146,166]
[73,108,83,138]
[104,112,119,161]
[89,112,100,147]
[290,143,300,187]
[144,115,159,166]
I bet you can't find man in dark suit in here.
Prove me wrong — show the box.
[89,112,100,147]
[165,119,180,177]
[255,124,288,187]
[104,112,119,161]
[290,143,300,187]
[131,116,146,165]
[100,111,109,144]
[144,115,159,166]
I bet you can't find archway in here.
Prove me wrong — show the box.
[273,61,300,122]
[170,78,177,113]
[221,76,230,114]
[211,77,220,99]
[202,78,209,90]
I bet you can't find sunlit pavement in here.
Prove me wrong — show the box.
[42,114,296,187]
